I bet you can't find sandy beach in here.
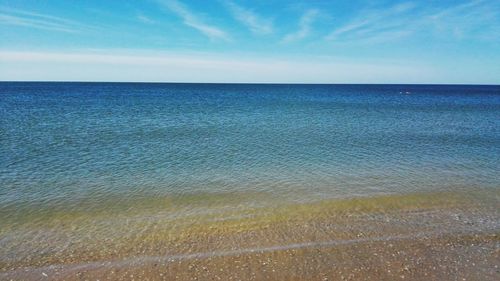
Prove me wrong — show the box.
[1,191,498,280]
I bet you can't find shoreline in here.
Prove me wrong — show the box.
[1,190,499,280]
[3,231,498,280]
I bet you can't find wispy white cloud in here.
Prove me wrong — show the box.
[425,0,500,40]
[325,0,500,43]
[136,13,155,24]
[0,50,438,84]
[0,7,93,33]
[428,0,489,21]
[282,9,319,43]
[157,0,230,41]
[224,1,272,35]
[325,2,415,41]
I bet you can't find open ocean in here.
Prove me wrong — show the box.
[0,82,499,279]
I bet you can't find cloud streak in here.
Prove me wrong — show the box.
[425,0,500,40]
[136,13,155,24]
[0,50,436,84]
[224,1,272,35]
[282,9,319,43]
[158,0,230,41]
[0,7,93,33]
[325,0,500,43]
[325,2,415,41]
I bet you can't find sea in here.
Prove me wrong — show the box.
[0,82,499,275]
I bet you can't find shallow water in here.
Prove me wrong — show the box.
[0,83,499,279]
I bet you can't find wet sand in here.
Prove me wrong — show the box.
[1,191,499,280]
[13,232,497,281]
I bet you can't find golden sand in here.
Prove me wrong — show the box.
[1,190,499,280]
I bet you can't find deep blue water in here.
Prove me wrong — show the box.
[1,82,499,211]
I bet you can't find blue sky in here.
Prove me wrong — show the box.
[0,0,499,83]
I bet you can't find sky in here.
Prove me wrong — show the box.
[0,0,499,84]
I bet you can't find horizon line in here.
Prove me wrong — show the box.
[1,80,499,86]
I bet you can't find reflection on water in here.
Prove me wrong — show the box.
[0,83,499,279]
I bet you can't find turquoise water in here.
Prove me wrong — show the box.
[1,83,499,213]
